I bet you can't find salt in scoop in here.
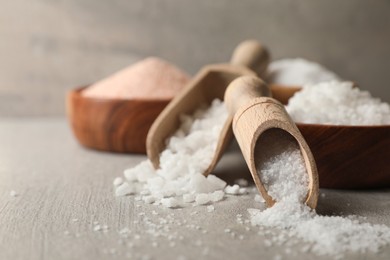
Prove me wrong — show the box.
[224,75,319,208]
[147,40,270,175]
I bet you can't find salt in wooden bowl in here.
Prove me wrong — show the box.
[270,84,390,189]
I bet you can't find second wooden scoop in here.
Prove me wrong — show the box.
[224,76,319,209]
[147,40,270,175]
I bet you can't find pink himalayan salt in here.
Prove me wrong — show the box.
[82,57,190,99]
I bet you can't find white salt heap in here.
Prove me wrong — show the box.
[249,131,390,258]
[268,58,340,86]
[114,99,235,208]
[286,81,390,125]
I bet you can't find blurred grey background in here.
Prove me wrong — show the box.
[1,0,389,116]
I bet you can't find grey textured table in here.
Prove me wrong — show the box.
[0,118,389,260]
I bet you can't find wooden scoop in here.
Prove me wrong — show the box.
[146,40,270,174]
[224,76,319,209]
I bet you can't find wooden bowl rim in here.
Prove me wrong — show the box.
[69,86,173,104]
[269,84,302,90]
[296,122,390,129]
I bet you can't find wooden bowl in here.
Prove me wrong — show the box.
[66,87,170,154]
[297,123,390,189]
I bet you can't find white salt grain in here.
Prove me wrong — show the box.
[267,58,340,86]
[113,177,123,186]
[225,184,240,195]
[206,175,227,190]
[210,190,225,202]
[286,81,390,125]
[195,193,210,205]
[206,205,215,213]
[9,190,17,197]
[93,225,102,231]
[115,182,135,197]
[161,198,179,208]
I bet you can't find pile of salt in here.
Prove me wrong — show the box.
[114,99,243,208]
[267,58,340,86]
[249,132,390,258]
[286,81,390,125]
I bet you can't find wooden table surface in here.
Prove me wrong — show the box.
[0,117,389,260]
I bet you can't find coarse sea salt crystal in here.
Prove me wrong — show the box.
[161,198,179,208]
[113,177,123,186]
[225,184,240,195]
[210,190,225,202]
[286,81,390,125]
[9,190,17,197]
[113,99,229,208]
[267,58,340,86]
[206,205,215,213]
[195,193,211,205]
[115,182,136,197]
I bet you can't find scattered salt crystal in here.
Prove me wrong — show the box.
[286,81,390,125]
[195,193,210,205]
[224,228,231,233]
[206,175,227,190]
[210,190,224,202]
[161,198,179,208]
[267,58,340,86]
[206,205,215,213]
[113,177,123,186]
[93,225,102,231]
[238,188,248,195]
[225,184,240,195]
[9,190,17,197]
[115,182,135,197]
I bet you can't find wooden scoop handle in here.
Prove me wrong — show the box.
[224,76,319,209]
[230,40,270,77]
